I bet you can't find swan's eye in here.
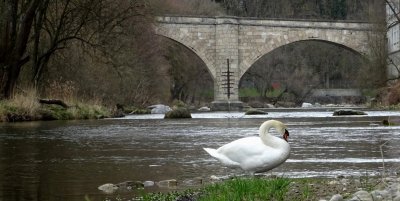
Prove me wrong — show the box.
[284,129,289,136]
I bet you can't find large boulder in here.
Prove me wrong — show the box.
[164,108,192,118]
[148,104,172,114]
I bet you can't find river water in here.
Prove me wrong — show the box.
[1,110,400,200]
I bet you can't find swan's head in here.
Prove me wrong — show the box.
[283,129,289,142]
[261,120,289,142]
[276,121,289,142]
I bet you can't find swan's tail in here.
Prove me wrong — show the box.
[203,148,240,167]
[203,148,219,158]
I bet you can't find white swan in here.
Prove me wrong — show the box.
[203,120,290,173]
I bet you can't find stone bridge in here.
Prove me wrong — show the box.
[154,16,373,110]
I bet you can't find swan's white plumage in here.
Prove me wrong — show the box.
[203,120,290,173]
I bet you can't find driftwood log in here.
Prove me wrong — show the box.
[38,99,69,108]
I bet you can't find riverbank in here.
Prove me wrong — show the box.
[135,175,400,201]
[1,92,399,123]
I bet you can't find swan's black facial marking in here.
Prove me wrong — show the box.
[283,129,289,142]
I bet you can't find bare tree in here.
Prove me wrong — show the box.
[0,0,136,99]
[31,0,135,87]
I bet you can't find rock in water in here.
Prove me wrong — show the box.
[245,109,267,115]
[164,108,192,118]
[333,109,367,116]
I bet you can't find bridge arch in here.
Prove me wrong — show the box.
[154,26,217,80]
[239,39,367,104]
[156,35,216,81]
[240,38,366,78]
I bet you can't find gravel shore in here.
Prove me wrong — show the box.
[285,175,400,201]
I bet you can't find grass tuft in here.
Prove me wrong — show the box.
[0,89,41,121]
[199,177,291,201]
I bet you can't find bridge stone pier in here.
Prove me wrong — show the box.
[155,16,373,110]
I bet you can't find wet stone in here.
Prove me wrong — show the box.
[116,180,144,189]
[157,179,178,188]
[98,183,119,194]
[143,181,155,187]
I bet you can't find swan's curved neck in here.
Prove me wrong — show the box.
[259,120,285,147]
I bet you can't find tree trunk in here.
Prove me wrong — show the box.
[0,0,41,99]
[2,57,29,98]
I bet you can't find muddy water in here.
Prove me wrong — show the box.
[1,110,399,200]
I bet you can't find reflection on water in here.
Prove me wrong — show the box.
[1,111,400,200]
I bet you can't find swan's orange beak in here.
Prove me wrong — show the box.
[283,129,289,142]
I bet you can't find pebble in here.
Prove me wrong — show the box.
[329,194,343,201]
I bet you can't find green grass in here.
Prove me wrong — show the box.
[199,177,291,201]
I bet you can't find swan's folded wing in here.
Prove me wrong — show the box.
[215,137,271,163]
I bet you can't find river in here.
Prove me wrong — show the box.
[1,110,399,200]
